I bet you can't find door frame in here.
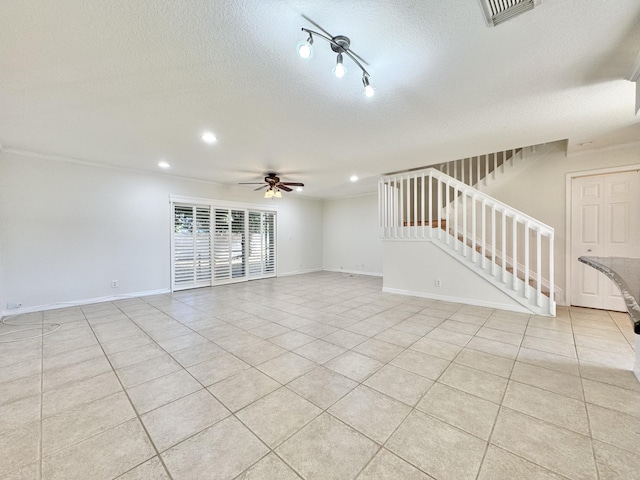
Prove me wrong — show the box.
[564,163,640,306]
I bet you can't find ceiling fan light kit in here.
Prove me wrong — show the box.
[297,27,374,97]
[239,173,304,199]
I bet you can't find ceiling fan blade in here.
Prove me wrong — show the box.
[280,182,304,187]
[254,185,269,191]
[239,182,266,185]
[278,185,293,192]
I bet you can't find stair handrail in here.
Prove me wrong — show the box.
[381,168,554,235]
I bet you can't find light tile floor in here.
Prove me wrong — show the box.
[1,272,639,480]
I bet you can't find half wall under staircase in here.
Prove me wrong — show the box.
[379,157,556,316]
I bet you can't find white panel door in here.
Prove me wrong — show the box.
[571,170,640,310]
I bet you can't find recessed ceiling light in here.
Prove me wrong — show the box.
[350,175,359,182]
[296,187,303,192]
[201,131,218,144]
[158,161,170,169]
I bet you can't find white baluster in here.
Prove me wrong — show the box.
[493,153,497,180]
[454,184,459,251]
[437,176,442,241]
[399,178,404,239]
[524,220,530,299]
[394,179,398,239]
[421,173,425,239]
[549,232,555,314]
[512,215,518,290]
[471,194,477,263]
[501,210,507,282]
[461,159,466,185]
[378,180,382,236]
[481,199,486,269]
[484,155,489,186]
[491,204,496,276]
[427,172,432,239]
[445,180,450,245]
[462,192,467,257]
[536,228,542,306]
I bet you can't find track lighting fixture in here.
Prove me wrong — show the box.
[297,27,374,96]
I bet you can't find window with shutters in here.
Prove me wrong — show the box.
[214,209,246,282]
[172,204,212,290]
[171,198,276,290]
[248,211,276,278]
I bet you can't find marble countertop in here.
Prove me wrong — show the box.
[578,257,640,334]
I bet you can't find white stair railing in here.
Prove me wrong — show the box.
[433,149,521,187]
[379,168,555,314]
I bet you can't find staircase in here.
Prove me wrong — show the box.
[379,147,556,316]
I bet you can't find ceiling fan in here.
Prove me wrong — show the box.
[239,173,304,196]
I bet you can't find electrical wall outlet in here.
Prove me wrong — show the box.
[435,279,442,287]
[111,280,118,288]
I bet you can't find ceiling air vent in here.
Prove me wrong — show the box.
[479,0,542,27]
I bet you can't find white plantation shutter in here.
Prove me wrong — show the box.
[195,207,212,282]
[264,211,276,276]
[172,204,212,289]
[213,209,231,281]
[213,209,246,283]
[248,211,262,276]
[171,199,275,289]
[230,209,246,279]
[247,211,276,278]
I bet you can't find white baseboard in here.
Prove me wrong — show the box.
[323,268,383,277]
[277,268,323,277]
[0,288,171,319]
[382,287,531,314]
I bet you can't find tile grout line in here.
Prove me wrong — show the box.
[81,302,176,480]
[231,308,461,479]
[352,306,472,479]
[572,308,602,480]
[472,312,525,480]
[38,310,44,480]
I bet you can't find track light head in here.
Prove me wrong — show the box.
[297,34,313,59]
[332,53,346,78]
[362,75,374,97]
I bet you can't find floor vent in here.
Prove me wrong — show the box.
[479,0,542,27]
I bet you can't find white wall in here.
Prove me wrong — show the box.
[489,142,640,305]
[0,151,323,312]
[322,193,382,276]
[383,241,527,312]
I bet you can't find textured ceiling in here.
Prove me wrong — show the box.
[1,0,639,197]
